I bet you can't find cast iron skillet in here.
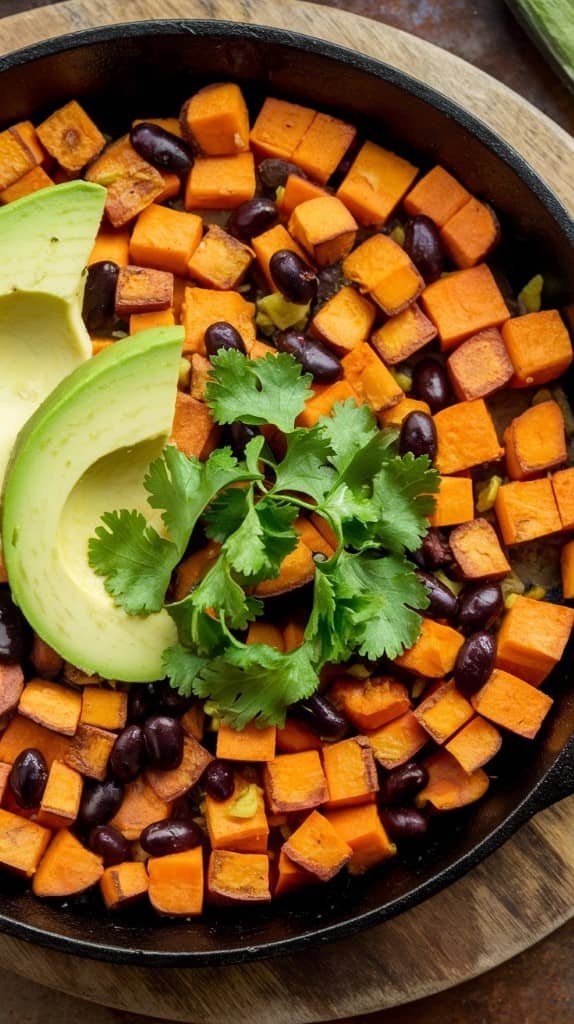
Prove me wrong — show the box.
[0,20,572,967]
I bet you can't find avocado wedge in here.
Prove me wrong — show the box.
[2,327,183,682]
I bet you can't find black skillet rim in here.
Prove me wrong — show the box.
[0,18,572,967]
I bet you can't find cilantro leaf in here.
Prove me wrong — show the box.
[318,481,378,549]
[319,400,378,474]
[162,644,208,696]
[205,349,313,432]
[204,487,249,543]
[217,490,299,583]
[168,599,227,656]
[270,426,336,503]
[88,510,177,615]
[304,562,351,668]
[370,454,440,553]
[192,642,319,729]
[188,556,261,630]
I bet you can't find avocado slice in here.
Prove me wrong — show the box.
[0,181,106,492]
[2,327,183,682]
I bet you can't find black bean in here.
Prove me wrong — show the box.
[275,329,342,384]
[203,759,234,801]
[140,818,203,857]
[143,715,184,771]
[127,686,151,723]
[416,570,458,619]
[412,358,450,413]
[379,762,429,806]
[399,411,437,461]
[458,581,503,631]
[0,589,31,664]
[152,680,193,717]
[82,261,119,333]
[130,122,194,176]
[227,197,277,241]
[9,748,47,808]
[79,779,124,828]
[269,250,318,304]
[404,216,444,283]
[380,807,429,842]
[291,693,348,742]
[417,529,453,570]
[229,421,260,459]
[110,724,146,783]
[205,321,246,357]
[258,158,307,193]
[454,631,496,696]
[89,825,131,866]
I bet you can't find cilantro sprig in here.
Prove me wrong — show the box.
[89,350,439,728]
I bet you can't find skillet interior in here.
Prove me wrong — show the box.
[0,20,572,966]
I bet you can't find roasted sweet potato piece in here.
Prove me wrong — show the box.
[174,541,220,601]
[206,779,269,853]
[250,97,315,160]
[110,778,172,841]
[170,393,220,460]
[342,342,404,413]
[80,689,127,732]
[297,379,359,428]
[372,302,437,365]
[37,760,83,830]
[0,664,24,716]
[322,735,378,809]
[502,310,572,387]
[310,285,375,355]
[251,223,308,290]
[115,265,173,317]
[264,750,328,814]
[380,397,430,428]
[130,309,175,335]
[18,679,81,737]
[495,478,562,545]
[292,112,356,184]
[507,400,567,482]
[130,204,203,276]
[101,861,149,910]
[449,518,510,581]
[246,621,285,650]
[447,327,514,401]
[289,196,357,267]
[471,668,553,738]
[217,723,276,764]
[185,153,256,210]
[495,595,574,686]
[422,265,509,351]
[146,735,213,802]
[561,540,574,599]
[148,847,203,916]
[92,340,114,356]
[254,539,316,596]
[416,750,489,810]
[31,637,63,679]
[404,165,470,227]
[294,517,334,559]
[366,710,429,769]
[280,174,328,219]
[11,120,48,167]
[182,82,250,156]
[276,718,322,754]
[445,715,502,773]
[394,619,464,677]
[0,165,53,204]
[430,476,474,528]
[188,352,211,400]
[88,226,130,267]
[330,676,410,731]
[85,135,165,227]
[180,702,205,742]
[0,127,37,189]
[283,810,351,880]
[337,140,418,226]
[434,398,503,474]
[33,829,103,897]
[414,680,474,744]
[37,100,104,172]
[182,287,255,355]
[208,850,271,903]
[188,225,253,289]
[440,199,499,268]
[552,467,574,530]
[0,809,51,876]
[0,716,70,768]
[343,234,424,316]
[64,724,116,781]
[324,804,396,874]
[274,849,315,897]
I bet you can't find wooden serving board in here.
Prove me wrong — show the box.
[0,2,573,1020]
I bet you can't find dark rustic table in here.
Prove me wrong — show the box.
[0,1,572,1021]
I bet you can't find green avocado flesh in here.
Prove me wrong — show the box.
[2,327,184,682]
[0,181,106,492]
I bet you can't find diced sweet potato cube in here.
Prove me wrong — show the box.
[182,82,250,156]
[109,778,172,841]
[182,287,255,355]
[148,847,203,915]
[502,310,572,387]
[275,849,315,897]
[291,112,356,184]
[189,352,211,400]
[322,735,378,809]
[185,152,255,209]
[0,165,53,204]
[251,223,308,290]
[64,724,115,781]
[561,539,574,598]
[276,718,322,753]
[92,340,114,356]
[216,722,276,763]
[18,679,81,736]
[504,401,566,481]
[188,225,253,289]
[62,664,103,687]
[414,680,474,744]
[440,199,499,268]
[372,303,437,365]
[310,285,375,354]
[434,398,503,474]
[0,716,71,768]
[101,861,149,910]
[180,702,205,742]
[31,637,63,679]
[342,342,404,413]
[246,622,285,650]
[254,539,316,596]
[447,327,514,401]
[367,710,429,769]
[80,689,127,732]
[495,478,562,545]
[279,174,328,219]
[37,760,83,830]
[404,165,470,227]
[130,309,175,335]
[294,517,335,559]
[115,265,173,317]
[264,750,328,814]
[208,850,271,903]
[0,127,36,190]
[206,779,269,853]
[170,392,220,460]
[394,618,464,677]
[552,467,574,530]
[289,196,357,267]
[445,716,502,773]
[37,100,104,172]
[0,664,24,717]
[0,762,10,804]
[86,136,165,227]
[0,809,51,876]
[324,804,396,874]
[130,204,203,276]
[330,676,410,731]
[343,234,424,316]
[157,171,181,203]
[283,810,351,880]
[422,265,509,351]
[174,541,220,601]
[146,735,213,801]
[495,595,574,685]
[380,397,430,428]
[250,98,315,160]
[337,141,418,226]
[11,120,48,166]
[449,518,510,581]
[88,226,130,267]
[471,668,553,738]
[430,476,474,528]
[33,829,103,897]
[297,379,359,428]
[416,750,489,810]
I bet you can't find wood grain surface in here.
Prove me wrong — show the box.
[0,1,572,1021]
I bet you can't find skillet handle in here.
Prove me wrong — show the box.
[528,739,574,814]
